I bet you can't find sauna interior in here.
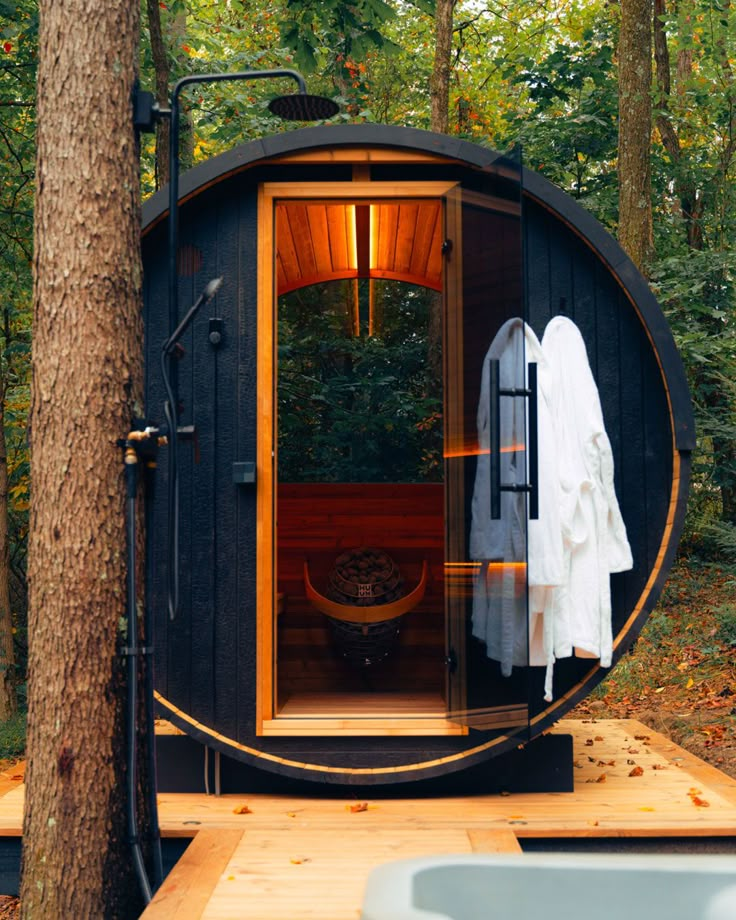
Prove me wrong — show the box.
[263,174,529,735]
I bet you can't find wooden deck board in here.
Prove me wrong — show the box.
[140,829,243,919]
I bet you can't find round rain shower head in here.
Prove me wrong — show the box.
[268,93,339,121]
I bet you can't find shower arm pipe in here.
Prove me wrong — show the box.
[167,69,307,336]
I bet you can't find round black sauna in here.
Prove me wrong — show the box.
[142,125,694,786]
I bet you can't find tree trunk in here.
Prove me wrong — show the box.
[146,0,171,189]
[618,0,653,273]
[21,0,144,916]
[0,388,16,720]
[430,0,454,134]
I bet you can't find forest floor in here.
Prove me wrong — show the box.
[571,557,736,779]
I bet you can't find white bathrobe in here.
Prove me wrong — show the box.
[470,318,564,676]
[540,316,633,700]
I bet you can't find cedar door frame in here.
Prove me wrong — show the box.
[256,180,464,737]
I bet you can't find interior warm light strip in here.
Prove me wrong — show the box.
[444,443,527,458]
[444,562,527,570]
[369,203,377,270]
[347,204,357,269]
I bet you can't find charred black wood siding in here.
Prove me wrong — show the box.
[142,125,692,784]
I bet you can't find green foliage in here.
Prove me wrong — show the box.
[504,24,619,221]
[278,280,443,483]
[281,0,393,72]
[0,0,35,681]
[0,707,25,759]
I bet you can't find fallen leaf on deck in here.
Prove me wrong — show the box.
[290,857,312,864]
[629,766,644,777]
[594,736,604,742]
[585,739,595,746]
[691,796,710,807]
[639,807,655,812]
[233,804,253,815]
[634,735,651,741]
[348,802,369,813]
[651,764,667,770]
[586,774,607,784]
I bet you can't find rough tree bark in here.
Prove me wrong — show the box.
[618,0,653,273]
[430,0,454,134]
[146,0,171,189]
[21,0,144,916]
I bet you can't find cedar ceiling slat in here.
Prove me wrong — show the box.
[288,203,318,280]
[395,204,419,274]
[307,205,332,278]
[412,202,440,280]
[326,205,350,272]
[376,203,399,273]
[276,206,300,289]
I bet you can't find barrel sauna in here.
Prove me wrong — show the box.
[142,125,694,786]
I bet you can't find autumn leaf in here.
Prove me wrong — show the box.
[691,796,710,807]
[348,802,368,813]
[232,804,253,814]
[629,766,644,777]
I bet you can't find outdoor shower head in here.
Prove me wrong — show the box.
[268,92,339,121]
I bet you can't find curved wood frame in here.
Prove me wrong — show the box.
[143,124,694,784]
[304,560,429,624]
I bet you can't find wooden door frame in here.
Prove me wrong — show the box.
[255,180,459,736]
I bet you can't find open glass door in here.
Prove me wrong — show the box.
[444,149,532,736]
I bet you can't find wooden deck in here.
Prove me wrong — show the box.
[1,720,735,918]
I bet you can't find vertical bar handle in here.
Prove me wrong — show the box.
[489,359,501,519]
[527,362,539,520]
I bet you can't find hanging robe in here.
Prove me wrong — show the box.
[470,317,564,676]
[540,316,633,700]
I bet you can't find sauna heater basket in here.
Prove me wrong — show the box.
[304,548,428,667]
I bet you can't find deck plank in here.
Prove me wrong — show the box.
[200,827,474,920]
[140,829,243,919]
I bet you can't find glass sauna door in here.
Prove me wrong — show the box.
[444,150,531,734]
[263,168,530,737]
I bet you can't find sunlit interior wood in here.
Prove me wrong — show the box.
[275,199,443,294]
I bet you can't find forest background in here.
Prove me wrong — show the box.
[0,0,735,772]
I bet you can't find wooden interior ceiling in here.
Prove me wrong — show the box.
[275,199,443,295]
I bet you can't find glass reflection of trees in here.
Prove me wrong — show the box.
[278,279,443,483]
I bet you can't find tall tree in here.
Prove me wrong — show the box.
[430,0,454,132]
[21,0,145,915]
[145,0,171,188]
[618,0,653,271]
